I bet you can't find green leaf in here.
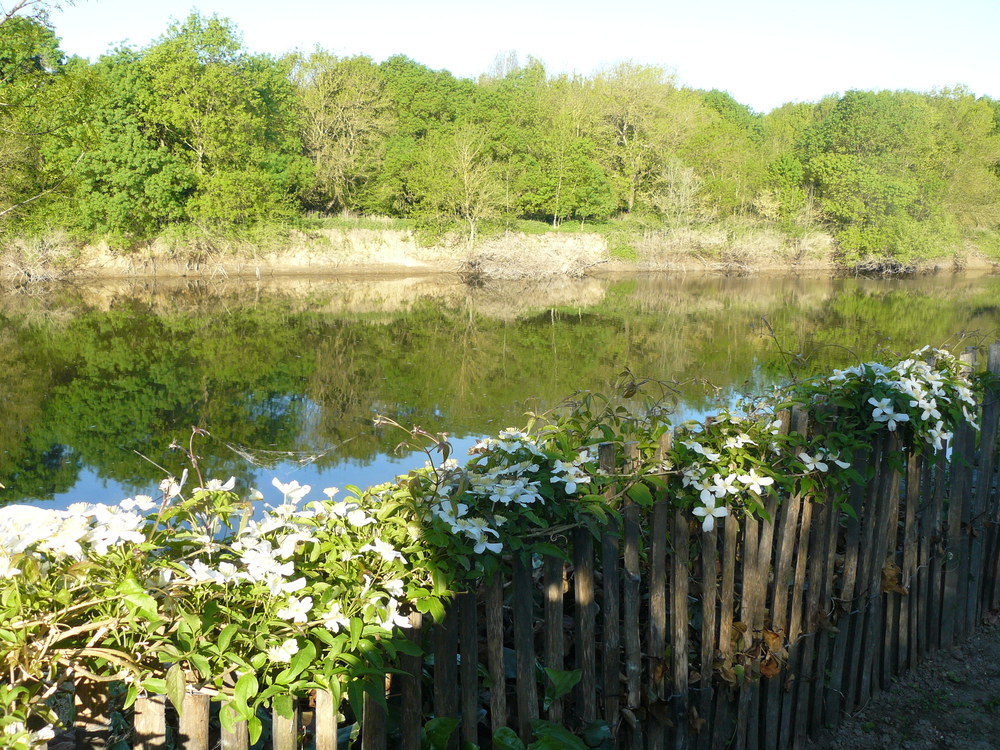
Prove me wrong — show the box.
[248,715,263,745]
[422,716,460,749]
[165,663,186,715]
[273,693,294,720]
[543,668,582,710]
[188,654,212,680]
[492,727,526,750]
[140,677,166,695]
[217,623,239,652]
[276,641,316,685]
[626,483,653,507]
[234,672,259,710]
[529,720,587,749]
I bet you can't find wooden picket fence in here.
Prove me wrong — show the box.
[55,344,1000,750]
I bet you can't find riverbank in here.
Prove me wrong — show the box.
[4,225,996,283]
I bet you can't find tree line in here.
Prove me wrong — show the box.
[2,9,1000,265]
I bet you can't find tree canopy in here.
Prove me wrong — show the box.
[2,12,999,266]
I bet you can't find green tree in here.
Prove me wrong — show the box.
[140,13,307,227]
[290,50,393,214]
[803,90,952,263]
[412,123,502,243]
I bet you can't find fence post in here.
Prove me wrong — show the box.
[272,699,299,750]
[72,679,108,750]
[600,442,622,732]
[133,695,167,750]
[178,692,211,750]
[315,689,340,750]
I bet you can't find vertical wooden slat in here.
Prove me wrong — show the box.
[899,451,921,672]
[574,526,597,724]
[696,525,717,750]
[72,680,108,750]
[971,345,1000,621]
[778,496,812,750]
[711,514,739,750]
[824,471,864,727]
[880,442,903,686]
[460,591,480,746]
[272,701,299,750]
[133,695,167,750]
[981,344,1000,610]
[926,456,947,654]
[400,611,424,750]
[794,498,830,747]
[955,349,978,641]
[861,436,899,703]
[513,554,539,742]
[544,556,566,723]
[602,521,621,729]
[671,508,690,750]
[650,498,670,750]
[178,693,211,750]
[914,459,933,666]
[623,455,643,750]
[763,481,803,750]
[749,493,779,750]
[433,605,459,745]
[846,439,883,711]
[362,683,387,750]
[941,350,976,645]
[736,516,759,750]
[810,494,842,733]
[485,575,508,735]
[220,715,249,750]
[315,689,339,750]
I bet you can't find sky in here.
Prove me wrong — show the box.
[48,0,1000,113]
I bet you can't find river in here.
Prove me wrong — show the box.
[2,271,998,507]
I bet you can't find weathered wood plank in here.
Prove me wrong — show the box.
[926,456,947,655]
[981,344,1000,611]
[779,495,812,750]
[764,482,804,750]
[574,526,598,724]
[513,554,539,743]
[220,714,249,750]
[433,609,459,744]
[315,690,339,750]
[485,575,507,735]
[972,344,1000,618]
[624,501,643,749]
[460,591,480,746]
[133,695,167,750]
[273,701,299,750]
[544,555,566,723]
[178,693,211,750]
[794,498,829,748]
[362,682,388,750]
[824,470,864,726]
[650,497,670,750]
[880,442,903,687]
[672,508,690,750]
[400,611,424,750]
[697,525,718,750]
[736,516,759,750]
[711,514,739,750]
[899,451,921,672]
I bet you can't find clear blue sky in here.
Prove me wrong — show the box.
[50,0,1000,113]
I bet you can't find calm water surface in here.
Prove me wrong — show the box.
[3,272,998,507]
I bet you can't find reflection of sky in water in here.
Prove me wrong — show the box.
[37,404,720,511]
[41,436,484,512]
